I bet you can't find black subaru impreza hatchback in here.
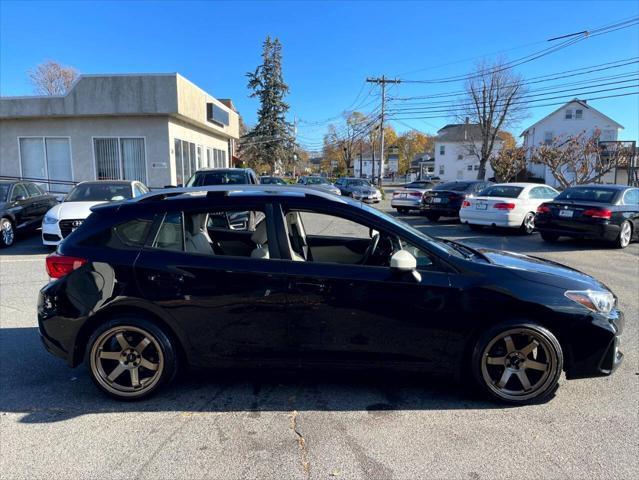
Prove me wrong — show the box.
[38,186,624,404]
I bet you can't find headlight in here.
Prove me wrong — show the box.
[565,290,615,314]
[43,215,58,225]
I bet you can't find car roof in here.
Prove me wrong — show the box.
[75,180,135,187]
[489,182,552,188]
[566,184,629,191]
[0,179,19,185]
[194,168,252,173]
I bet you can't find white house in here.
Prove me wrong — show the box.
[433,122,503,182]
[520,99,624,187]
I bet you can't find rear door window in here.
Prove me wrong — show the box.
[152,213,184,251]
[25,183,42,197]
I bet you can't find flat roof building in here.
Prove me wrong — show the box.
[0,73,240,191]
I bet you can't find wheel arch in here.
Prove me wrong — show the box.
[72,304,189,368]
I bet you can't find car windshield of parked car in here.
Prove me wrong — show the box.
[434,182,471,192]
[187,171,247,186]
[65,184,133,202]
[555,187,618,203]
[349,179,371,187]
[0,184,10,202]
[479,186,524,198]
[306,177,330,185]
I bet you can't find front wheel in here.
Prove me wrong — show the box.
[86,317,178,400]
[471,323,563,404]
[613,221,632,249]
[520,212,536,235]
[0,217,15,247]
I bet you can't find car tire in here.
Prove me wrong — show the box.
[85,317,178,401]
[613,221,632,249]
[426,213,440,222]
[468,223,483,232]
[519,212,536,235]
[0,217,15,248]
[471,322,563,405]
[540,232,559,242]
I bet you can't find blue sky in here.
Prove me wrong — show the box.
[1,0,637,151]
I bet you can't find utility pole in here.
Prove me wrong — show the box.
[366,76,400,187]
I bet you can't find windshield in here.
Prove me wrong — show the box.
[306,177,329,185]
[479,185,523,198]
[434,182,471,192]
[261,177,286,185]
[0,184,10,202]
[66,183,132,202]
[187,171,248,186]
[347,198,465,259]
[555,187,617,203]
[349,179,371,187]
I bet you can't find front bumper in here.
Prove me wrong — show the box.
[353,193,382,203]
[564,308,624,379]
[41,221,63,245]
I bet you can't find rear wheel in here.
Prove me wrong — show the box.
[0,218,15,247]
[426,213,440,222]
[86,317,178,400]
[468,223,483,232]
[520,212,536,235]
[540,231,559,242]
[613,221,632,249]
[472,323,563,404]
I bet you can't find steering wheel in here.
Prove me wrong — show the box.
[359,233,380,265]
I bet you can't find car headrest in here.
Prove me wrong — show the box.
[185,214,207,236]
[251,219,268,244]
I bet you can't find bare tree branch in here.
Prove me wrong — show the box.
[28,60,78,95]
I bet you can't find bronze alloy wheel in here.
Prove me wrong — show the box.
[89,326,165,398]
[478,326,562,403]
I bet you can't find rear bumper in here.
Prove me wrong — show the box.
[391,199,421,209]
[420,203,461,217]
[460,209,524,228]
[565,309,624,379]
[536,217,620,241]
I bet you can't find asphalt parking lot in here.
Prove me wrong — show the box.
[1,198,638,480]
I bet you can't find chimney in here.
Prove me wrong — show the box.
[465,117,469,124]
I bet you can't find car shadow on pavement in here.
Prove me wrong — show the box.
[0,327,522,424]
[0,230,53,256]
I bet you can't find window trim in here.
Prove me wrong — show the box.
[92,136,148,184]
[622,188,639,205]
[17,136,74,191]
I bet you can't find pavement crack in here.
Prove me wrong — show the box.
[290,409,310,479]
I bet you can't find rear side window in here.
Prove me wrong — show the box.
[434,182,469,192]
[555,187,617,203]
[80,217,154,250]
[623,189,639,205]
[152,213,184,251]
[481,186,523,198]
[25,183,42,197]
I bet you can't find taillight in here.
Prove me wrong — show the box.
[583,208,612,219]
[537,204,551,214]
[461,200,471,208]
[409,191,422,197]
[46,253,87,279]
[494,202,515,210]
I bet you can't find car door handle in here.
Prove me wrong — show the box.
[148,273,184,285]
[293,281,327,294]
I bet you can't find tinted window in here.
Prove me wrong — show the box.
[80,217,154,249]
[152,212,184,251]
[66,183,133,202]
[25,183,42,197]
[11,184,28,201]
[347,179,371,187]
[305,177,330,185]
[0,184,10,202]
[187,171,248,186]
[555,187,618,204]
[434,182,470,192]
[407,182,435,189]
[480,186,523,198]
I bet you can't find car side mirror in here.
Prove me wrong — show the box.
[390,250,421,282]
[13,195,25,202]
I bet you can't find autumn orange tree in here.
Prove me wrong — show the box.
[395,131,434,174]
[490,146,527,182]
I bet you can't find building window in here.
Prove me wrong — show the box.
[19,137,73,193]
[474,164,479,171]
[575,109,583,119]
[457,154,463,160]
[174,139,197,185]
[565,109,573,120]
[206,148,213,168]
[467,164,473,171]
[544,132,553,145]
[439,145,445,155]
[196,145,203,169]
[94,137,146,184]
[438,165,445,175]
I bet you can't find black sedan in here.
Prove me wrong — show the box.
[420,180,492,222]
[0,180,58,247]
[536,185,639,248]
[38,185,623,404]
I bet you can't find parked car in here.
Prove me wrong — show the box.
[0,180,58,247]
[460,183,559,234]
[421,180,493,222]
[334,177,382,202]
[296,175,341,195]
[391,181,437,214]
[39,185,623,404]
[260,176,287,185]
[42,180,149,246]
[185,168,260,187]
[535,184,639,248]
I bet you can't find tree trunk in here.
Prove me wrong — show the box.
[476,157,487,180]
